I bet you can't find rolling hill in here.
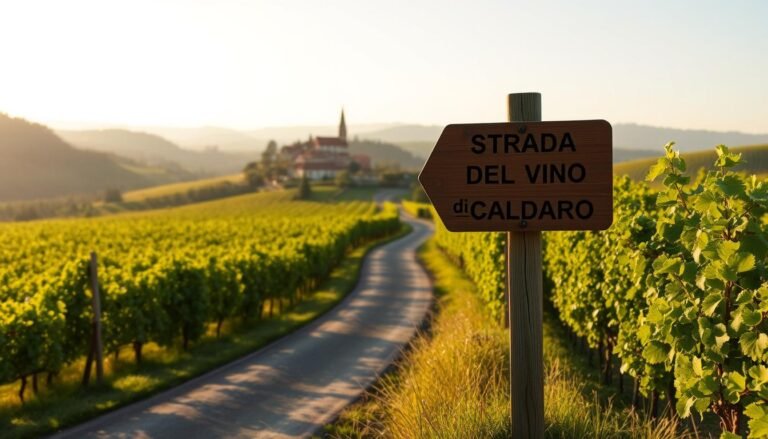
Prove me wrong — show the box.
[140,126,267,152]
[613,124,768,151]
[357,124,444,144]
[614,144,768,180]
[349,139,425,169]
[57,129,259,174]
[0,114,167,202]
[392,140,659,164]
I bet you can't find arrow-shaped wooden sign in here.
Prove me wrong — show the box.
[418,120,613,231]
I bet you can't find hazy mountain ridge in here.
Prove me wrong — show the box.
[58,129,259,175]
[358,123,768,163]
[361,122,768,151]
[613,123,768,151]
[139,126,266,152]
[0,114,158,202]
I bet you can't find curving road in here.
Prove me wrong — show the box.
[51,207,433,439]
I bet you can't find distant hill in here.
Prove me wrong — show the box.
[613,148,659,163]
[391,140,658,165]
[58,129,258,174]
[349,139,425,170]
[249,123,398,146]
[615,144,768,181]
[394,141,433,159]
[614,124,768,151]
[357,123,768,157]
[140,126,267,152]
[358,124,443,144]
[0,114,165,202]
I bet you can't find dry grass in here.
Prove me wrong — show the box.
[325,240,696,439]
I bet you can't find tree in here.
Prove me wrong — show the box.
[243,162,265,189]
[411,183,428,202]
[104,188,123,203]
[297,176,312,199]
[335,171,351,188]
[261,140,278,169]
[348,160,361,175]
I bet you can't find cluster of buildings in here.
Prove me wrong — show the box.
[279,110,371,180]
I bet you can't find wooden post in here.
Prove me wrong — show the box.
[507,92,544,439]
[89,251,104,382]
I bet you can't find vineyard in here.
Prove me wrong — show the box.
[433,144,768,437]
[0,190,399,404]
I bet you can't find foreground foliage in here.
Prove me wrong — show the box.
[434,144,768,437]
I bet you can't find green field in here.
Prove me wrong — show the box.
[614,143,768,180]
[0,188,400,438]
[120,173,246,202]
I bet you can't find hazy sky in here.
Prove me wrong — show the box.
[1,0,766,132]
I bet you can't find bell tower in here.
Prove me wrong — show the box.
[338,108,347,141]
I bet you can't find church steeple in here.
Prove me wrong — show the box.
[338,108,347,141]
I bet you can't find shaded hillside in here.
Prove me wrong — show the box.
[615,144,768,180]
[0,114,154,201]
[614,123,768,151]
[349,139,425,170]
[58,129,258,174]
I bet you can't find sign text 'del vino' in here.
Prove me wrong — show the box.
[419,120,613,231]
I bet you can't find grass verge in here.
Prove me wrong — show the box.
[0,224,412,439]
[324,240,691,438]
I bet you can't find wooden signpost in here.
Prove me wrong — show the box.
[418,92,613,438]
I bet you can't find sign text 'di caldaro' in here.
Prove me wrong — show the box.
[419,120,613,231]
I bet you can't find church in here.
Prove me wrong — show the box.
[283,110,369,180]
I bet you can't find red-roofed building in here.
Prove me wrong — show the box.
[293,110,352,180]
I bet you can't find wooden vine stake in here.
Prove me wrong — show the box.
[84,251,104,384]
[419,92,613,438]
[507,92,544,438]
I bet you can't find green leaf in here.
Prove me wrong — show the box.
[656,189,679,207]
[741,332,768,361]
[692,356,704,377]
[716,175,747,197]
[746,403,768,438]
[702,293,723,316]
[746,402,768,419]
[654,256,683,275]
[680,261,698,283]
[748,365,768,391]
[698,375,720,395]
[717,263,739,282]
[643,340,670,364]
[743,306,763,327]
[715,145,743,168]
[730,252,756,273]
[677,396,695,418]
[724,371,746,403]
[693,191,722,218]
[646,158,668,182]
[719,432,740,439]
[717,240,741,261]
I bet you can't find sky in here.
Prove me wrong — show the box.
[1,0,767,133]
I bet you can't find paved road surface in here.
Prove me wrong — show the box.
[52,209,433,439]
